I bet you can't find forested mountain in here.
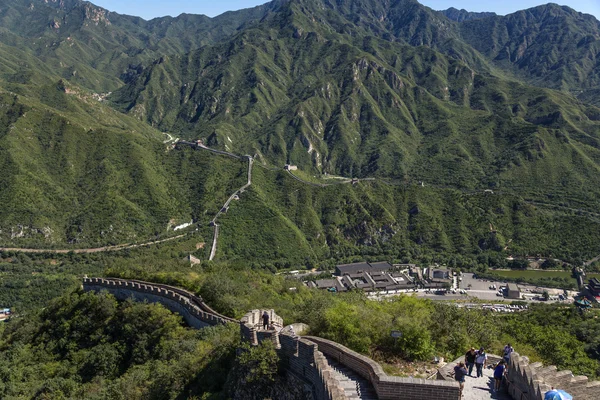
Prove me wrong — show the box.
[0,0,599,263]
[439,7,496,22]
[0,0,277,91]
[458,4,600,100]
[111,0,600,199]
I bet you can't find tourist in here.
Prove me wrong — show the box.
[465,347,477,376]
[493,360,507,392]
[475,347,487,378]
[503,343,514,364]
[262,311,269,330]
[454,361,468,398]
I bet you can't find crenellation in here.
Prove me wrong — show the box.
[504,352,600,400]
[83,277,233,328]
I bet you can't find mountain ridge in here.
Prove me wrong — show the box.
[1,0,600,263]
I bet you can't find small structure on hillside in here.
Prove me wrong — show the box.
[186,254,201,266]
[507,283,521,299]
[284,164,298,171]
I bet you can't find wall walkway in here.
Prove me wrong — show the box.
[439,353,600,400]
[83,277,236,328]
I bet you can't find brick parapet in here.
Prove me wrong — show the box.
[83,277,236,328]
[506,352,600,400]
[240,309,284,328]
[281,333,347,400]
[303,336,460,400]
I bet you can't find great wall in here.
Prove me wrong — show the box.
[83,277,600,400]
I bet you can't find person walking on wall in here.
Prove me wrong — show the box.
[262,311,270,330]
[493,360,507,393]
[475,347,487,378]
[465,347,477,376]
[454,361,468,398]
[503,343,514,364]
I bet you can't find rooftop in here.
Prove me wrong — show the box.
[335,262,371,275]
[335,261,393,276]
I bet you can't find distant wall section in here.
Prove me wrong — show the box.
[82,277,236,329]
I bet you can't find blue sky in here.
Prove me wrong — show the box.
[92,0,600,20]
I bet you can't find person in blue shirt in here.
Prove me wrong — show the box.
[454,361,468,398]
[493,360,507,392]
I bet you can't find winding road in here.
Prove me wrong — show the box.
[0,234,186,254]
[208,155,253,261]
[4,137,600,265]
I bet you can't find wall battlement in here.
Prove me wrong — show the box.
[506,352,599,400]
[83,277,236,328]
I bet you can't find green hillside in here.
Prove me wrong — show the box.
[111,1,600,206]
[0,0,599,263]
[0,0,275,92]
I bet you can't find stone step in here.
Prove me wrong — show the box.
[324,355,378,400]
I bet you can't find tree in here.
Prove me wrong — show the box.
[228,341,280,399]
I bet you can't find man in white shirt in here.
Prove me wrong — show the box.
[475,347,487,378]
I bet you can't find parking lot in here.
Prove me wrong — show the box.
[460,273,569,303]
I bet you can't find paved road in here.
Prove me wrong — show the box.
[208,156,253,261]
[0,234,186,254]
[461,273,567,302]
[585,253,600,267]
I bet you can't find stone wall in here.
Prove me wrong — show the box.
[83,277,236,328]
[240,310,346,399]
[83,278,600,400]
[280,333,348,400]
[303,336,460,400]
[240,309,284,347]
[506,352,600,400]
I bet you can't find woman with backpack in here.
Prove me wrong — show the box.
[454,361,468,398]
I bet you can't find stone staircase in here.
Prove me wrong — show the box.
[325,355,378,399]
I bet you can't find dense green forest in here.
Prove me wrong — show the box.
[0,290,241,399]
[1,266,599,399]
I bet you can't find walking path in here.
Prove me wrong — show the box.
[462,367,511,400]
[324,355,378,399]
